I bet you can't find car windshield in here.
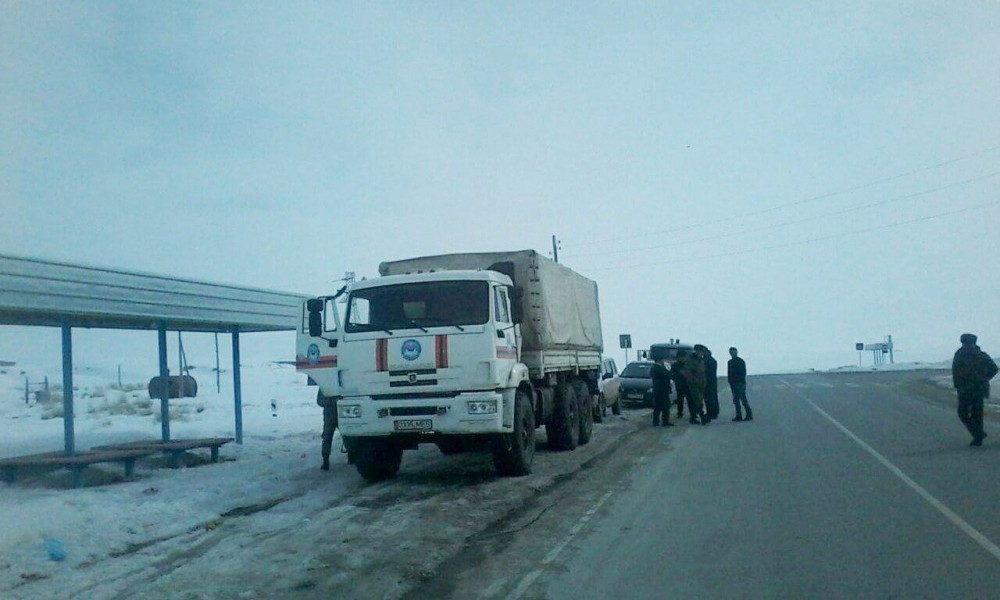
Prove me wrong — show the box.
[621,363,653,378]
[345,280,489,333]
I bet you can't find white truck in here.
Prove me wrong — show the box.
[296,250,604,482]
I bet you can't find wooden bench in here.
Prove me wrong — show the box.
[0,449,156,488]
[91,437,234,469]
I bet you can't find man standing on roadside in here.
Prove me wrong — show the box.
[651,358,674,427]
[698,345,720,422]
[728,347,753,422]
[683,347,708,425]
[952,333,998,446]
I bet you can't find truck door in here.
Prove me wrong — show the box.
[494,286,518,362]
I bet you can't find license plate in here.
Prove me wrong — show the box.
[394,419,432,431]
[628,392,645,399]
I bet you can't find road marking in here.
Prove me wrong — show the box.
[504,489,615,600]
[783,380,1000,564]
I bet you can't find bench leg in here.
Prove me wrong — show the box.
[70,466,85,489]
[169,450,183,469]
[1,467,14,484]
[210,446,220,462]
[124,459,136,479]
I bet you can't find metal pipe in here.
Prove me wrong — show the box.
[61,324,74,455]
[232,328,243,444]
[158,325,170,441]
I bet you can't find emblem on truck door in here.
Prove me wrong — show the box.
[401,339,422,361]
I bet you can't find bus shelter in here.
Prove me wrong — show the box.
[0,253,306,458]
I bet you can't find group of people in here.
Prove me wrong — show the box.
[650,345,754,427]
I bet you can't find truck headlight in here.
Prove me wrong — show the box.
[467,400,498,415]
[339,404,362,418]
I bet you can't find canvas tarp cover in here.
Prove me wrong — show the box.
[379,250,603,353]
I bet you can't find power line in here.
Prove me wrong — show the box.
[564,170,1000,259]
[584,198,1000,272]
[563,143,1000,248]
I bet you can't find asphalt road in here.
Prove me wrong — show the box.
[418,370,1000,600]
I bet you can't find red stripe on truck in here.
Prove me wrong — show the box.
[436,335,449,368]
[375,339,388,372]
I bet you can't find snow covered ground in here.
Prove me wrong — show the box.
[0,360,325,597]
[0,357,642,599]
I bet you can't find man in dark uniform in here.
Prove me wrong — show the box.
[651,358,674,427]
[698,345,720,422]
[683,347,708,425]
[318,393,338,470]
[952,333,998,446]
[672,351,692,420]
[728,347,753,421]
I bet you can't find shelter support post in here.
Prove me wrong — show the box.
[232,328,243,445]
[61,324,75,456]
[158,325,170,442]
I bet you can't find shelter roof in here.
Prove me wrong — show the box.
[0,254,306,333]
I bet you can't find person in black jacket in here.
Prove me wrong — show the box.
[698,345,720,422]
[651,359,674,427]
[728,347,752,421]
[952,333,998,446]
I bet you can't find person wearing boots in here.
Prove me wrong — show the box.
[952,333,997,446]
[318,393,338,470]
[697,345,720,422]
[672,351,692,420]
[728,347,753,421]
[682,347,708,425]
[651,358,674,427]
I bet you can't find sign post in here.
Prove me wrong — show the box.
[855,342,863,367]
[620,334,632,365]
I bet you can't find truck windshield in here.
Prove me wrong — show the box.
[344,280,490,333]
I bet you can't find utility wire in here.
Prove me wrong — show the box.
[583,198,1000,272]
[563,143,1000,248]
[564,170,1000,259]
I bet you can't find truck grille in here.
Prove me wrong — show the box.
[389,406,439,416]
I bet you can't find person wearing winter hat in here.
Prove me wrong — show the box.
[951,333,998,446]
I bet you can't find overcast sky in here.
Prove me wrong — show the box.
[2,2,998,374]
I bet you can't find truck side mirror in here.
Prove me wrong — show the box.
[510,288,523,325]
[308,312,323,338]
[307,298,324,337]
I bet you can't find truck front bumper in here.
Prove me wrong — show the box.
[336,390,511,437]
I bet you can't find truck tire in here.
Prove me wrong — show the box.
[355,440,403,482]
[546,382,579,451]
[492,389,535,476]
[572,379,593,445]
[594,393,605,423]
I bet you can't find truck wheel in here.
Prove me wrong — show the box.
[573,380,593,445]
[611,395,622,415]
[355,440,403,482]
[546,382,579,451]
[593,393,605,424]
[492,389,535,476]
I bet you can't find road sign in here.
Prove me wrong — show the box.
[619,334,632,349]
[855,343,864,351]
